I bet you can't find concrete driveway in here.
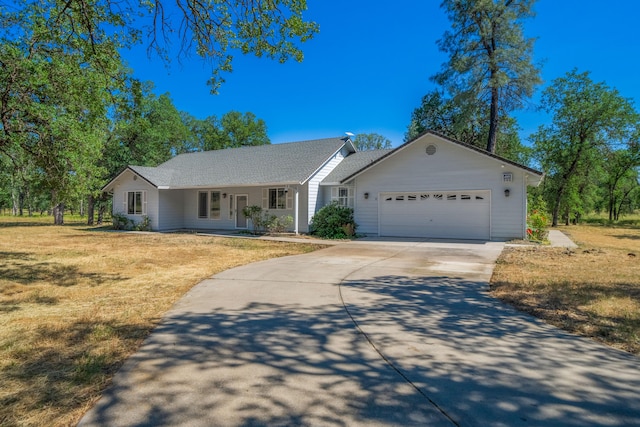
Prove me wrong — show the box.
[79,239,640,427]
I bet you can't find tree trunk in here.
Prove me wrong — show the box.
[97,205,105,225]
[608,193,615,221]
[18,191,24,216]
[53,203,64,225]
[87,195,95,225]
[97,192,109,225]
[615,187,635,221]
[486,86,499,153]
[551,186,564,227]
[11,190,18,216]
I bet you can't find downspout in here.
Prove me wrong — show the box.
[523,175,528,239]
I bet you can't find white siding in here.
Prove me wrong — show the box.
[297,183,310,233]
[353,134,528,240]
[111,170,160,230]
[181,186,306,232]
[157,190,185,230]
[306,150,345,224]
[182,187,257,230]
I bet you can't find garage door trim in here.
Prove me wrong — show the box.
[377,189,491,240]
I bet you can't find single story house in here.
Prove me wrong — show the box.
[102,130,544,240]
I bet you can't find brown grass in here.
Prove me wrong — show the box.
[491,224,640,355]
[0,216,323,426]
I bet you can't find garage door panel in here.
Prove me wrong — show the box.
[379,191,490,239]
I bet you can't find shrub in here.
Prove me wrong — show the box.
[112,213,132,230]
[112,213,151,231]
[310,202,357,239]
[526,194,549,242]
[134,215,152,231]
[242,205,293,234]
[263,214,294,234]
[242,205,264,234]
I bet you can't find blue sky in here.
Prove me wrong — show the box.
[121,1,640,147]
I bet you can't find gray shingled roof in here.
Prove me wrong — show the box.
[321,149,392,185]
[126,137,351,188]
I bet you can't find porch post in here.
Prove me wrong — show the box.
[294,186,299,235]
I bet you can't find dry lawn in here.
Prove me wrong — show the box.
[0,217,323,426]
[491,224,640,355]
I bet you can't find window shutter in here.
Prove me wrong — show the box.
[262,188,268,209]
[286,190,293,210]
[142,191,147,215]
[123,192,127,212]
[331,187,338,203]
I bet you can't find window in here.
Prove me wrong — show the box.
[198,192,208,219]
[198,191,222,219]
[331,186,354,208]
[262,188,292,210]
[270,188,286,209]
[210,191,221,220]
[126,191,146,215]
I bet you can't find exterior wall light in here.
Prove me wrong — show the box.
[364,192,369,199]
[504,188,510,197]
[223,193,227,198]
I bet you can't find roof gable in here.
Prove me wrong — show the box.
[321,149,392,185]
[340,130,544,185]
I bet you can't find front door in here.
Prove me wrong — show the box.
[236,195,248,229]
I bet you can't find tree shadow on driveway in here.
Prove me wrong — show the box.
[80,295,454,427]
[341,275,640,427]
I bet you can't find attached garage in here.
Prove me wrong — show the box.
[379,190,491,239]
[320,131,544,241]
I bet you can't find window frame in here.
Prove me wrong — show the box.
[197,190,223,220]
[330,186,354,208]
[262,187,292,210]
[125,190,146,216]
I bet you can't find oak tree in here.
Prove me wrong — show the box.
[353,133,392,151]
[532,70,638,226]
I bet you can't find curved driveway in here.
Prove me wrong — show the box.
[80,239,640,426]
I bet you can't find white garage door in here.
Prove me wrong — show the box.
[379,190,491,239]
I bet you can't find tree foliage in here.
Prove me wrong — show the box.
[353,133,392,151]
[600,145,640,221]
[406,89,531,164]
[0,0,314,222]
[109,85,193,168]
[0,0,318,94]
[532,70,639,226]
[433,0,541,153]
[185,111,270,151]
[0,1,122,224]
